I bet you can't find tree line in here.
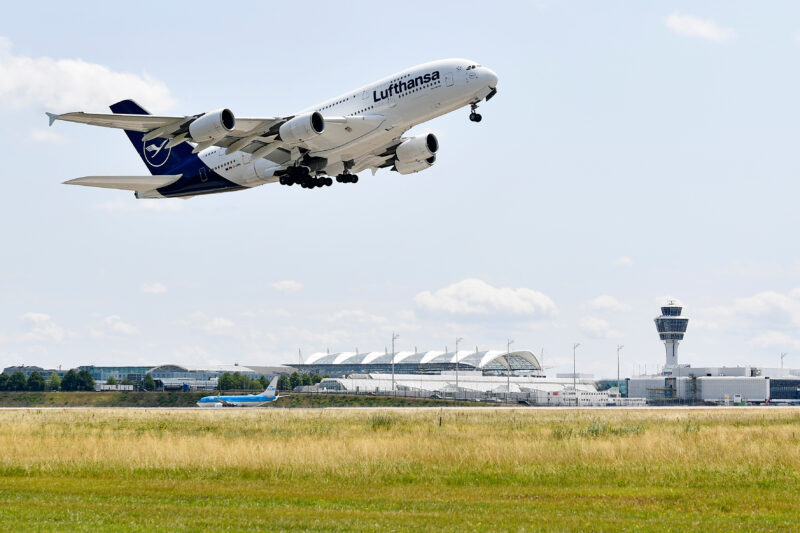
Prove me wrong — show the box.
[216,371,328,392]
[0,370,158,392]
[0,370,94,391]
[1,370,329,393]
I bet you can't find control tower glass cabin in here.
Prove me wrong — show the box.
[654,300,689,368]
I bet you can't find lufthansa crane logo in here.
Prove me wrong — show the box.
[143,138,171,167]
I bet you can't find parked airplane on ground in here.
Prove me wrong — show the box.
[196,376,282,408]
[47,59,498,199]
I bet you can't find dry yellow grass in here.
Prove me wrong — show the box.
[2,408,799,473]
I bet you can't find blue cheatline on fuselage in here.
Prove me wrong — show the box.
[197,395,275,407]
[197,376,281,407]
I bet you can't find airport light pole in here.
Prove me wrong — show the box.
[507,339,514,397]
[391,332,399,392]
[455,337,463,393]
[781,352,787,369]
[573,343,581,406]
[616,345,624,392]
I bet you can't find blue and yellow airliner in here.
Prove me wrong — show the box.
[197,376,282,408]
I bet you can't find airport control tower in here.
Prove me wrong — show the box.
[654,300,689,368]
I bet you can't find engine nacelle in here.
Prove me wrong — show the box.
[279,112,325,145]
[395,134,438,163]
[394,155,436,175]
[188,109,235,142]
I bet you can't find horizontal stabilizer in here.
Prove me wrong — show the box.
[63,175,182,191]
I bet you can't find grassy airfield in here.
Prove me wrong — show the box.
[0,409,798,531]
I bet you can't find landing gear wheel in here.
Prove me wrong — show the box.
[325,177,333,186]
[337,173,358,183]
[469,102,483,123]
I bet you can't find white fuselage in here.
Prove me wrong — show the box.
[196,58,498,188]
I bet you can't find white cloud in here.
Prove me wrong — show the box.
[21,312,51,324]
[186,313,237,336]
[665,12,736,43]
[204,317,235,335]
[614,256,633,267]
[749,331,800,350]
[580,316,623,339]
[0,36,175,112]
[589,295,632,313]
[698,289,800,328]
[29,128,64,144]
[140,282,167,294]
[695,289,800,347]
[91,315,139,337]
[271,280,303,293]
[19,312,72,343]
[414,278,557,317]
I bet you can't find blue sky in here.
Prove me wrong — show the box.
[2,1,800,376]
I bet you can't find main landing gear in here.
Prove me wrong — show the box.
[335,173,358,184]
[469,102,482,123]
[278,167,332,188]
[299,177,332,189]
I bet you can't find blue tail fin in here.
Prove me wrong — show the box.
[109,100,194,176]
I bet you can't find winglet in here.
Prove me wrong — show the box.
[46,112,58,127]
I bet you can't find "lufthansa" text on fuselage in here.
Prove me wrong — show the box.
[373,71,441,103]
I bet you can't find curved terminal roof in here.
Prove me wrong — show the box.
[148,364,256,374]
[299,350,541,371]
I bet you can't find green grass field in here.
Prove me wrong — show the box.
[0,408,798,531]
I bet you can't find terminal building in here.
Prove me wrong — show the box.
[314,371,635,406]
[628,300,800,404]
[289,349,545,378]
[296,349,643,406]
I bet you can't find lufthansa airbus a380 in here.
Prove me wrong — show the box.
[47,59,498,199]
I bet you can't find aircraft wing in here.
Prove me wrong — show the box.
[63,175,182,191]
[48,110,286,156]
[350,133,410,174]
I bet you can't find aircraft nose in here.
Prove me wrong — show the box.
[484,67,499,88]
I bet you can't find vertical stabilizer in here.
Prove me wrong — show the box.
[109,100,194,176]
[262,376,279,398]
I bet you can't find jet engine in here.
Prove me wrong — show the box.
[395,134,438,163]
[394,155,436,175]
[188,108,235,142]
[279,112,325,145]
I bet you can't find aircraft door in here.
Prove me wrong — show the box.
[199,167,209,182]
[445,73,454,87]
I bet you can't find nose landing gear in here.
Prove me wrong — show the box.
[469,102,482,123]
